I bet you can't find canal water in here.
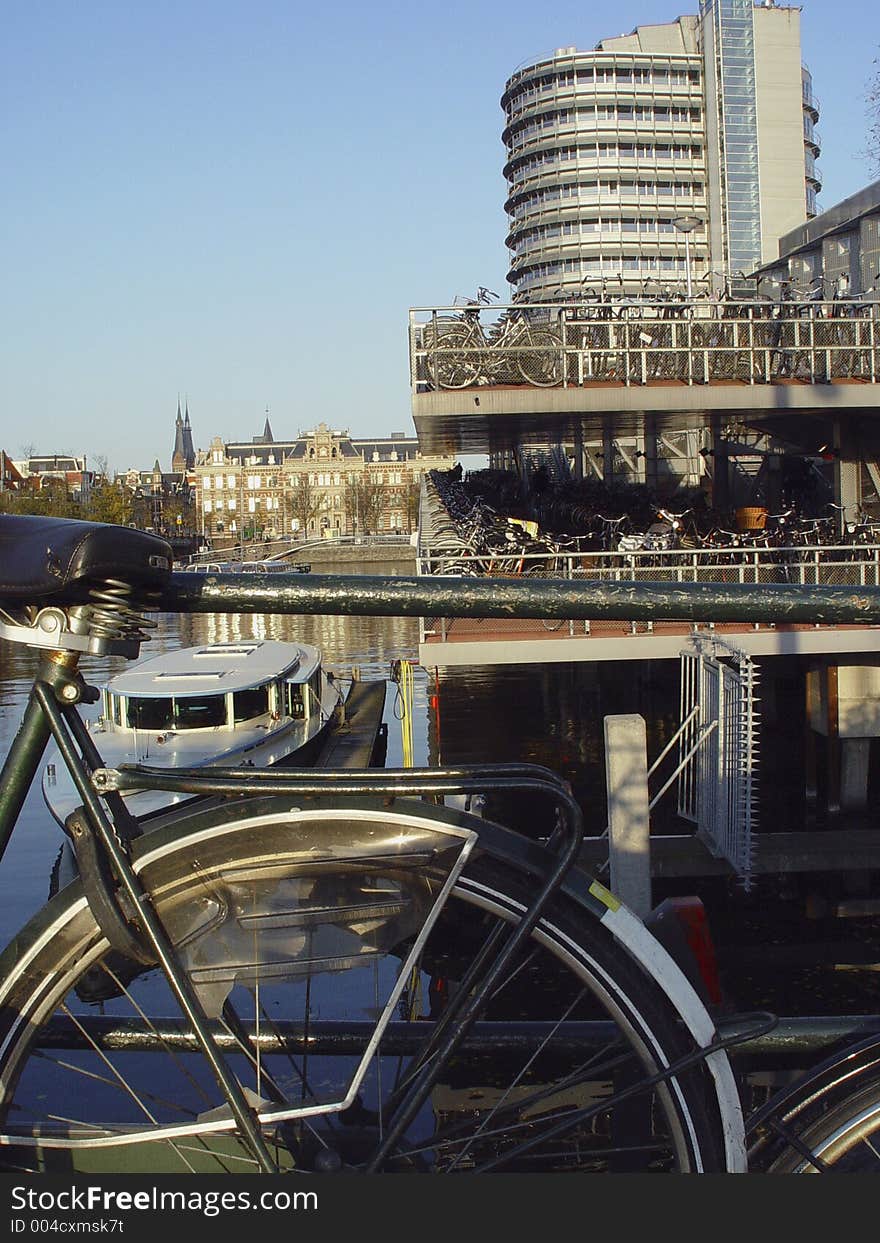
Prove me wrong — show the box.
[0,566,877,1020]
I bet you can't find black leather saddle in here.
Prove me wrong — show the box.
[0,513,172,601]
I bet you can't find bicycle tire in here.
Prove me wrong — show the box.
[515,328,563,387]
[747,1036,880,1172]
[0,796,737,1174]
[423,324,482,389]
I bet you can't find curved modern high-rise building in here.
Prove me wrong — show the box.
[501,1,820,301]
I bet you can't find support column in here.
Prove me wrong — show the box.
[826,665,841,814]
[834,422,863,528]
[836,460,862,528]
[602,415,615,487]
[604,714,652,918]
[805,667,819,806]
[572,421,584,481]
[765,450,784,515]
[841,740,871,810]
[643,413,659,493]
[710,414,730,511]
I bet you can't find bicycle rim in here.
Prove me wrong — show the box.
[425,327,481,389]
[0,799,728,1173]
[516,330,562,387]
[748,1039,880,1172]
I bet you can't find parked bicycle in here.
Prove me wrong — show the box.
[0,511,748,1173]
[422,288,564,389]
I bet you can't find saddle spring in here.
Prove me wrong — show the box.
[87,578,159,646]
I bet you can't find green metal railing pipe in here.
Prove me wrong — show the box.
[161,571,880,625]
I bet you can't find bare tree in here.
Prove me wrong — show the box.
[90,454,111,484]
[286,475,324,539]
[343,475,386,534]
[867,51,880,175]
[404,481,421,533]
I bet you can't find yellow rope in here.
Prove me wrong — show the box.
[399,659,414,767]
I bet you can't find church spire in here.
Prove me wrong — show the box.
[183,398,195,469]
[171,398,186,473]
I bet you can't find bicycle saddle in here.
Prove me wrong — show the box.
[0,513,172,600]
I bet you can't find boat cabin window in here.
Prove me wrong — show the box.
[286,683,306,719]
[127,696,174,731]
[173,696,227,729]
[233,685,270,723]
[126,694,227,731]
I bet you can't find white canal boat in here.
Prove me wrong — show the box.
[43,638,342,825]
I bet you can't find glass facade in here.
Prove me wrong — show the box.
[702,0,762,281]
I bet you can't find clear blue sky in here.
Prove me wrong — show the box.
[1,0,877,474]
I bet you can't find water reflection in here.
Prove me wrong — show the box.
[0,594,427,945]
[427,660,684,838]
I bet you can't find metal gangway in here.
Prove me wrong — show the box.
[677,640,760,887]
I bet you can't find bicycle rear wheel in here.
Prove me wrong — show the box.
[423,323,482,389]
[516,328,563,387]
[0,797,736,1173]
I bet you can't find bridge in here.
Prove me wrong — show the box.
[186,533,414,566]
[408,296,880,514]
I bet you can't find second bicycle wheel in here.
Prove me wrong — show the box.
[516,328,563,386]
[0,796,734,1173]
[747,1036,880,1172]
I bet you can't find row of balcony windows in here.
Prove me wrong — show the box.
[512,253,696,283]
[510,221,707,258]
[508,179,705,218]
[506,104,703,147]
[507,142,704,180]
[503,64,701,116]
[507,125,705,161]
